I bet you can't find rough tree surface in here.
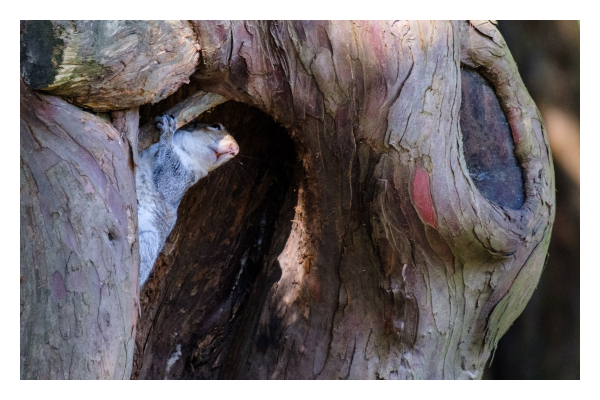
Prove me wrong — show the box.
[20,80,139,379]
[134,20,554,380]
[20,20,554,380]
[20,20,199,111]
[486,20,579,380]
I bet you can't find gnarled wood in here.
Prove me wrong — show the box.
[460,67,524,209]
[20,20,555,380]
[20,20,199,112]
[133,20,554,379]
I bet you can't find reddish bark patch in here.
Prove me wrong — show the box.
[412,166,437,229]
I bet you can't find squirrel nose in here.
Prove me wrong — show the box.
[229,142,239,156]
[217,136,239,157]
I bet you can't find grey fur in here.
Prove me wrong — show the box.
[136,115,239,286]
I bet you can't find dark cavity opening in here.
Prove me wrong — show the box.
[459,67,524,209]
[134,98,297,380]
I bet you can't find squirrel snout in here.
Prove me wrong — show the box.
[228,141,239,156]
[215,136,239,158]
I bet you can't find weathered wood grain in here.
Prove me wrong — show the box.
[133,20,554,379]
[19,19,554,380]
[460,67,524,209]
[20,20,199,112]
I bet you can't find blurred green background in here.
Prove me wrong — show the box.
[483,20,580,380]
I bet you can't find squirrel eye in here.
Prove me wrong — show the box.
[209,124,221,130]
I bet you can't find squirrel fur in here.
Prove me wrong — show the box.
[136,115,239,286]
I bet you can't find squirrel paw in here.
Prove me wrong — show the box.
[155,115,177,137]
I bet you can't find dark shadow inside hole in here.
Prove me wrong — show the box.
[134,100,297,380]
[460,67,525,209]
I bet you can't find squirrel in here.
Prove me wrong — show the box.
[136,115,239,286]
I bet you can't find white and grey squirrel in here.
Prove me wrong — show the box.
[136,115,239,286]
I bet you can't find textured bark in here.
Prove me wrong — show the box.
[20,20,555,380]
[20,20,199,112]
[20,80,138,379]
[133,20,555,379]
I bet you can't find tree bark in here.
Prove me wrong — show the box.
[21,20,555,380]
[20,20,199,111]
[133,20,554,379]
[485,20,579,380]
[20,80,138,379]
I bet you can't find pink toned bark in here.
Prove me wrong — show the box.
[20,80,139,379]
[134,20,554,379]
[20,20,554,380]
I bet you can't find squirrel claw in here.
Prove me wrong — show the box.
[156,115,177,135]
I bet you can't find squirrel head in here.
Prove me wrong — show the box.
[174,122,239,175]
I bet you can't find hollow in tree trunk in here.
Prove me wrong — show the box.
[20,20,554,380]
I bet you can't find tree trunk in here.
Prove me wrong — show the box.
[21,20,555,380]
[20,80,139,379]
[20,20,199,111]
[133,20,554,379]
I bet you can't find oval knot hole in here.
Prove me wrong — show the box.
[460,68,524,209]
